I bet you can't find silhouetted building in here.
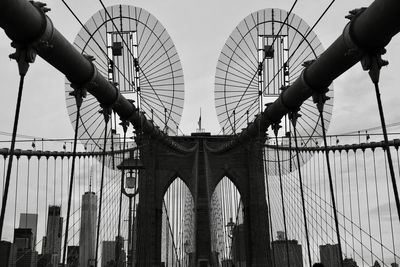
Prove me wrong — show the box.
[343,258,358,267]
[37,254,51,267]
[102,237,127,267]
[79,192,97,267]
[0,240,16,267]
[372,261,381,267]
[42,206,63,267]
[67,246,79,267]
[14,228,38,267]
[320,244,340,267]
[391,263,399,267]
[19,214,38,249]
[102,241,116,267]
[114,235,126,267]
[272,231,303,267]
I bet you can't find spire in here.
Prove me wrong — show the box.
[89,165,94,192]
[198,108,202,130]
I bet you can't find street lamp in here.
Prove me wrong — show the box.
[226,217,235,239]
[184,240,190,267]
[117,148,144,267]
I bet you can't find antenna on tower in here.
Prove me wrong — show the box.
[89,165,95,192]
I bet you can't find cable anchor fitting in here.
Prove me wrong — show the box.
[288,109,301,128]
[312,88,330,114]
[69,85,87,109]
[302,59,315,68]
[30,1,51,13]
[342,8,367,57]
[360,48,388,84]
[271,121,282,137]
[119,119,130,133]
[99,105,112,124]
[9,43,36,77]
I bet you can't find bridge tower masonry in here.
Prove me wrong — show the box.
[134,133,272,266]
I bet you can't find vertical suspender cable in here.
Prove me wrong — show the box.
[116,120,128,265]
[61,87,85,266]
[290,111,312,267]
[0,72,27,238]
[360,50,400,221]
[272,123,290,267]
[315,92,344,267]
[95,106,110,267]
[372,81,400,222]
[263,146,276,267]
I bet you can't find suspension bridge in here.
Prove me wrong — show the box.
[0,0,399,266]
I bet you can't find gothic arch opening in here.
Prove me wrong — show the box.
[161,177,195,266]
[210,176,245,266]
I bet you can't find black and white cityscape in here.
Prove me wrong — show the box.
[0,0,399,266]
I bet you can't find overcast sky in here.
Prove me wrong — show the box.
[0,0,399,141]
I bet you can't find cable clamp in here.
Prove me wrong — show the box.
[79,54,99,88]
[99,104,112,124]
[312,88,330,113]
[9,43,36,76]
[299,60,315,96]
[9,1,53,76]
[68,55,98,108]
[29,1,54,52]
[360,48,388,84]
[300,60,331,113]
[288,108,301,128]
[119,119,130,133]
[277,85,291,111]
[68,55,98,109]
[342,8,366,57]
[271,121,281,137]
[69,85,87,109]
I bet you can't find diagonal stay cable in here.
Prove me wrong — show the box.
[97,0,182,131]
[60,0,134,89]
[263,0,336,93]
[222,0,298,131]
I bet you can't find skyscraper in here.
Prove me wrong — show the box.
[79,191,97,267]
[67,246,79,267]
[101,241,116,267]
[42,206,63,267]
[19,214,38,249]
[115,235,126,266]
[0,240,16,266]
[14,228,38,267]
[320,244,340,267]
[272,231,303,267]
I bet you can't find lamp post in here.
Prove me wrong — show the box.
[117,148,143,267]
[225,217,236,265]
[184,240,190,267]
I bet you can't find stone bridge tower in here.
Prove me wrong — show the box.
[134,132,272,266]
